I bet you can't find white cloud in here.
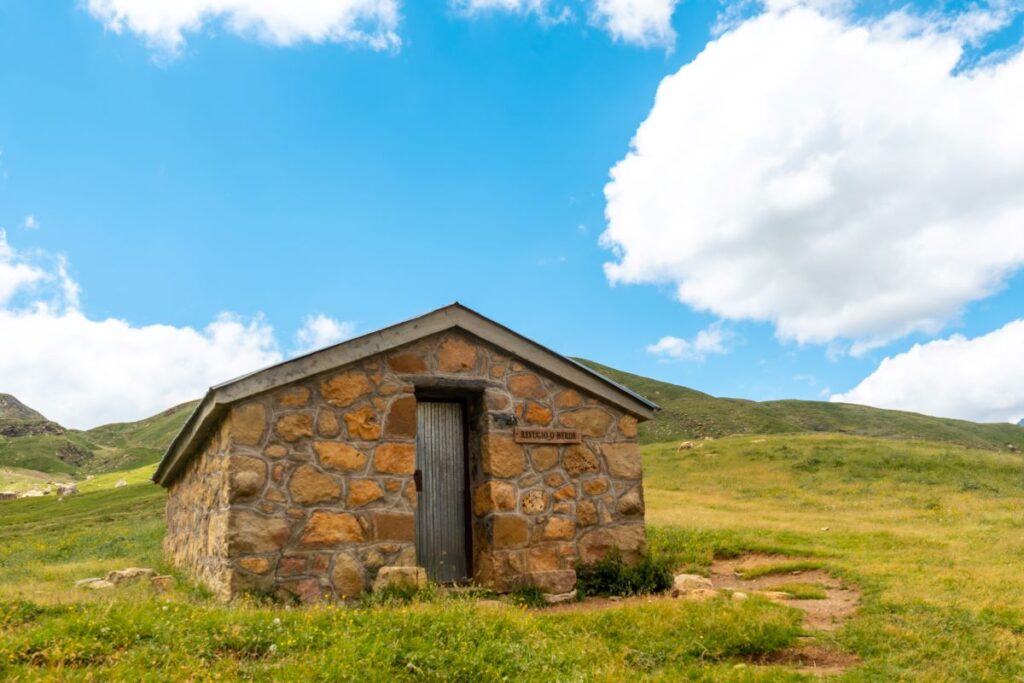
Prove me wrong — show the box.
[601,4,1024,352]
[85,0,401,55]
[831,320,1024,424]
[294,314,357,354]
[451,0,677,46]
[0,232,353,429]
[647,321,730,360]
[22,215,38,230]
[590,0,680,47]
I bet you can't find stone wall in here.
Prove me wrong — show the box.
[164,329,646,602]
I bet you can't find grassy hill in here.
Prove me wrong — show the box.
[0,401,196,486]
[2,434,1023,679]
[579,359,1024,451]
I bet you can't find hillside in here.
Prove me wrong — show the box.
[0,400,196,482]
[0,394,64,437]
[579,359,1024,451]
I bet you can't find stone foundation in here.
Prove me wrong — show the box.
[164,330,647,602]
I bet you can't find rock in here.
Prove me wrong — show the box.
[529,446,558,472]
[0,491,17,501]
[525,570,576,594]
[671,573,713,597]
[316,441,367,472]
[437,337,478,373]
[105,567,158,585]
[677,441,695,451]
[275,413,314,442]
[616,489,644,516]
[300,511,364,546]
[559,408,614,437]
[563,445,599,475]
[553,389,582,409]
[542,518,575,541]
[75,577,105,587]
[384,396,417,438]
[482,433,525,478]
[150,575,176,592]
[229,403,267,446]
[732,591,748,601]
[319,370,373,407]
[344,405,382,441]
[521,490,547,515]
[333,553,366,598]
[372,512,415,541]
[114,480,128,489]
[316,409,341,437]
[347,479,385,507]
[372,566,427,592]
[492,515,529,549]
[577,500,598,526]
[288,465,341,504]
[20,489,44,498]
[228,510,293,554]
[57,483,78,497]
[542,590,577,605]
[227,455,267,500]
[373,443,416,475]
[603,443,643,479]
[618,415,638,438]
[276,387,310,408]
[388,353,428,374]
[508,373,546,399]
[582,478,609,496]
[522,402,553,425]
[473,481,516,515]
[84,580,115,590]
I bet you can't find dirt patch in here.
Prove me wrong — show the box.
[753,641,860,677]
[708,555,860,632]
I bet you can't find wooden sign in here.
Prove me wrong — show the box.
[513,427,581,444]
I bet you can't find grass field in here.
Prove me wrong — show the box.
[1,434,1022,680]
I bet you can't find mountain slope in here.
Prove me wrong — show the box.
[0,394,65,437]
[0,400,196,477]
[579,359,1024,451]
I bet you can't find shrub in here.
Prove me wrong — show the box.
[576,549,672,597]
[508,584,547,608]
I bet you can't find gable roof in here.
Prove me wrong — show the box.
[153,303,659,487]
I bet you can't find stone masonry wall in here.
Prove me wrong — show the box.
[165,329,646,602]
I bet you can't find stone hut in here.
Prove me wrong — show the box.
[154,303,658,602]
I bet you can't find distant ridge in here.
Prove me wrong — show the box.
[0,394,65,437]
[577,359,1024,451]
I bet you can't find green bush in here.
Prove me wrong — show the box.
[576,549,672,597]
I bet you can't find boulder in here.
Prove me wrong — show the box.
[671,573,713,597]
[83,580,115,590]
[114,480,128,489]
[372,566,427,592]
[679,588,720,601]
[105,567,158,585]
[74,577,105,588]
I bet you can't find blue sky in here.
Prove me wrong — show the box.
[1,0,1022,428]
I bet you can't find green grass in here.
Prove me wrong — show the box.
[3,432,1024,679]
[766,584,828,600]
[578,359,1024,450]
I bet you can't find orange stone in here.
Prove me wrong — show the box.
[482,433,525,478]
[388,353,428,373]
[603,442,642,479]
[275,413,314,442]
[582,478,609,496]
[289,465,341,504]
[618,415,638,438]
[473,481,516,516]
[563,444,599,475]
[437,337,478,373]
[384,395,417,438]
[347,479,385,507]
[559,408,613,437]
[317,409,341,437]
[554,389,583,409]
[315,441,367,472]
[577,500,597,526]
[344,405,381,441]
[553,484,576,501]
[238,556,272,574]
[529,446,558,472]
[492,515,529,549]
[320,370,373,407]
[299,511,364,546]
[373,442,416,475]
[276,386,310,408]
[523,402,553,425]
[229,403,266,446]
[542,518,575,541]
[264,444,288,458]
[508,373,546,399]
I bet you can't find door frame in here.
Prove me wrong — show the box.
[413,389,476,582]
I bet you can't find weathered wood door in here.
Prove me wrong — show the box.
[415,401,468,583]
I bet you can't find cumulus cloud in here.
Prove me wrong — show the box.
[647,321,730,360]
[590,0,680,47]
[85,0,401,55]
[294,314,357,354]
[831,320,1024,424]
[451,0,678,46]
[601,4,1024,352]
[0,232,351,429]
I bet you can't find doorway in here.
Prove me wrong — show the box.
[414,400,470,583]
